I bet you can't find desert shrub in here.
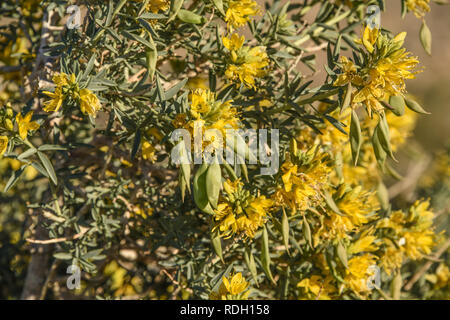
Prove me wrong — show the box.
[0,0,448,300]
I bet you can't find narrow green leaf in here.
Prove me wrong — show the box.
[37,151,57,185]
[349,110,362,165]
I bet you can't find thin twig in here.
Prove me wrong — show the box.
[404,238,450,291]
[26,226,89,244]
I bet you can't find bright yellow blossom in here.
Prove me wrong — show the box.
[222,34,269,88]
[213,179,273,238]
[406,0,431,18]
[79,88,101,116]
[16,111,39,140]
[0,136,8,156]
[142,140,157,162]
[225,0,259,30]
[210,272,250,300]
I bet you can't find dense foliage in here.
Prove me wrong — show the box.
[0,0,448,300]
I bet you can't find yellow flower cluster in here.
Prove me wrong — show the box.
[222,34,269,88]
[273,147,331,214]
[225,0,259,30]
[406,0,431,18]
[377,200,437,275]
[334,27,420,117]
[43,73,101,117]
[213,179,273,238]
[209,273,250,300]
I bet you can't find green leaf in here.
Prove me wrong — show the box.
[4,165,26,192]
[323,190,343,216]
[420,20,432,55]
[211,231,224,263]
[349,110,362,166]
[38,144,68,151]
[17,147,37,160]
[281,208,290,254]
[122,30,155,50]
[302,215,313,249]
[53,252,73,260]
[244,248,258,286]
[165,78,188,100]
[336,241,348,268]
[212,0,225,16]
[260,226,275,284]
[82,54,96,80]
[37,151,57,185]
[341,82,352,113]
[168,0,184,23]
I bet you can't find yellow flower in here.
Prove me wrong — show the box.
[333,56,363,87]
[43,73,75,113]
[222,34,269,88]
[210,272,250,300]
[186,77,209,90]
[43,86,64,113]
[297,275,336,300]
[213,179,273,238]
[225,0,259,30]
[79,88,101,116]
[134,0,169,13]
[349,235,379,255]
[222,33,245,51]
[274,150,331,214]
[0,136,8,156]
[406,0,431,18]
[16,111,40,140]
[345,254,377,295]
[355,26,379,53]
[142,140,157,162]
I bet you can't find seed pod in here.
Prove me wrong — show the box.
[146,48,157,81]
[420,20,432,55]
[372,126,387,168]
[193,163,215,215]
[206,157,221,209]
[168,0,184,23]
[389,95,405,116]
[405,98,430,114]
[377,115,396,161]
[177,9,204,24]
